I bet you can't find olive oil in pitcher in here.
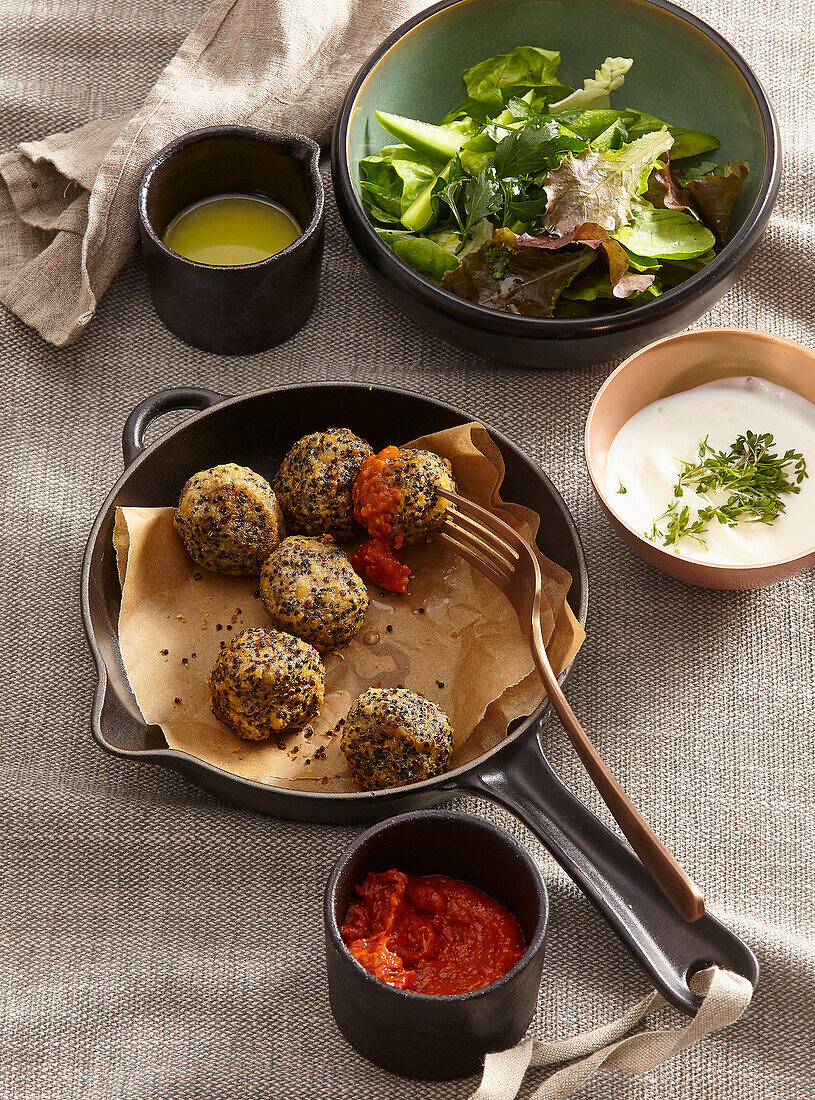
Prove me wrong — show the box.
[162,193,302,266]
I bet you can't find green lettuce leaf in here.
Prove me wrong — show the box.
[593,118,629,151]
[657,252,715,286]
[563,271,662,302]
[619,244,660,271]
[463,46,562,97]
[441,92,501,124]
[375,229,460,280]
[440,227,594,316]
[359,144,440,222]
[550,57,633,112]
[684,160,749,243]
[552,108,627,140]
[442,46,564,123]
[542,128,674,233]
[612,208,715,259]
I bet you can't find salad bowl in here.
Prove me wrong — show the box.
[332,0,780,368]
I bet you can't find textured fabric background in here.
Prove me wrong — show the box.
[1,1,813,1098]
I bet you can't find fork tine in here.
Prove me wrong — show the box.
[435,531,512,597]
[444,515,516,579]
[446,507,520,565]
[438,486,529,555]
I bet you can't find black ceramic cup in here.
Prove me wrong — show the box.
[324,810,548,1080]
[138,126,324,355]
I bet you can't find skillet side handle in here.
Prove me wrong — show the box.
[461,731,758,1017]
[122,387,226,466]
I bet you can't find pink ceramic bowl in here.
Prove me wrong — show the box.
[585,329,815,590]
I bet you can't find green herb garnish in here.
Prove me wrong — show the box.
[649,431,808,550]
[617,480,627,494]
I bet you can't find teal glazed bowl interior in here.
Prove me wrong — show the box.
[332,0,780,368]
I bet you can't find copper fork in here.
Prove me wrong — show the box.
[436,487,705,923]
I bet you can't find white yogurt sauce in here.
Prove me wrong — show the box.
[604,376,815,565]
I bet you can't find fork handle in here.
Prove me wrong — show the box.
[460,730,758,1015]
[530,615,705,923]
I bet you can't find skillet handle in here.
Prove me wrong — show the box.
[460,731,758,1016]
[122,386,226,466]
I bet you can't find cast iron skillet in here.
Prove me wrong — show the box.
[81,382,758,1015]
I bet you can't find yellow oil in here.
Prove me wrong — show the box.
[161,192,302,266]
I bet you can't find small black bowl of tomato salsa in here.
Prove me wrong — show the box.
[323,810,548,1079]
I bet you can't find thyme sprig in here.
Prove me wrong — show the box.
[648,431,808,550]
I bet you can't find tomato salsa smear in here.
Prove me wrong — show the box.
[341,868,526,995]
[352,446,411,593]
[350,536,411,593]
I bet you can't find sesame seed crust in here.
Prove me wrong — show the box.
[273,429,373,540]
[208,627,325,740]
[341,687,453,790]
[260,535,369,652]
[174,463,285,575]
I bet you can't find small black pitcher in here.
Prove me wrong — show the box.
[138,126,324,355]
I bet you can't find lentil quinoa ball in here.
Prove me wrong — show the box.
[174,463,285,575]
[274,428,374,540]
[208,627,325,740]
[353,448,456,547]
[260,535,369,652]
[341,687,453,790]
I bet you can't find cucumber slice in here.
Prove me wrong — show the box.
[401,160,453,232]
[668,127,721,160]
[375,111,467,162]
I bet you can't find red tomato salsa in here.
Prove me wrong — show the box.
[341,868,526,995]
[352,446,412,593]
[351,537,411,594]
[353,445,407,545]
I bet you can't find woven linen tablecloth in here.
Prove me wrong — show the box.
[1,1,813,1097]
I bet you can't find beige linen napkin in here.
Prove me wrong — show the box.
[471,966,752,1099]
[0,0,428,347]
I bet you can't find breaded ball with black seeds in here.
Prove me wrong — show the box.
[174,463,285,575]
[388,449,456,544]
[208,627,324,740]
[274,428,373,540]
[260,536,369,652]
[341,687,453,790]
[354,448,455,547]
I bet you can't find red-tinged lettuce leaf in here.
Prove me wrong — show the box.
[542,129,674,233]
[515,228,579,248]
[613,271,657,297]
[645,154,701,221]
[440,228,594,316]
[684,160,749,243]
[515,221,654,298]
